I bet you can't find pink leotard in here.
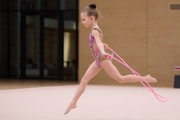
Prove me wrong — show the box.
[89,28,105,67]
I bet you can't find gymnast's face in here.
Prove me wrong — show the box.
[81,12,93,28]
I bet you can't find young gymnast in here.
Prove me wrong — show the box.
[64,3,157,115]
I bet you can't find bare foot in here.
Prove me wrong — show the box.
[64,104,77,115]
[145,74,157,83]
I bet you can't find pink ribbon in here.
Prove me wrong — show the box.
[106,46,168,102]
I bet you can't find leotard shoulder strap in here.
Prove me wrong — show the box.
[91,28,103,37]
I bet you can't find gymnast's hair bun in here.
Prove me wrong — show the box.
[89,3,96,9]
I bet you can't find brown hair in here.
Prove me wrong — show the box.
[81,3,99,20]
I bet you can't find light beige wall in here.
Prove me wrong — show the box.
[79,0,180,87]
[148,0,180,87]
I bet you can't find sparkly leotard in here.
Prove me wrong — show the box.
[89,28,105,67]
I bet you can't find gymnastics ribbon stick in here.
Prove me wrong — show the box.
[106,46,168,102]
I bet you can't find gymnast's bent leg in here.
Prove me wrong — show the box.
[64,61,102,115]
[100,59,157,83]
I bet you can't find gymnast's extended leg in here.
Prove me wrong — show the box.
[64,61,102,115]
[101,59,157,83]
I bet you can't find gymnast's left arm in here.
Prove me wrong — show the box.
[92,30,109,57]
